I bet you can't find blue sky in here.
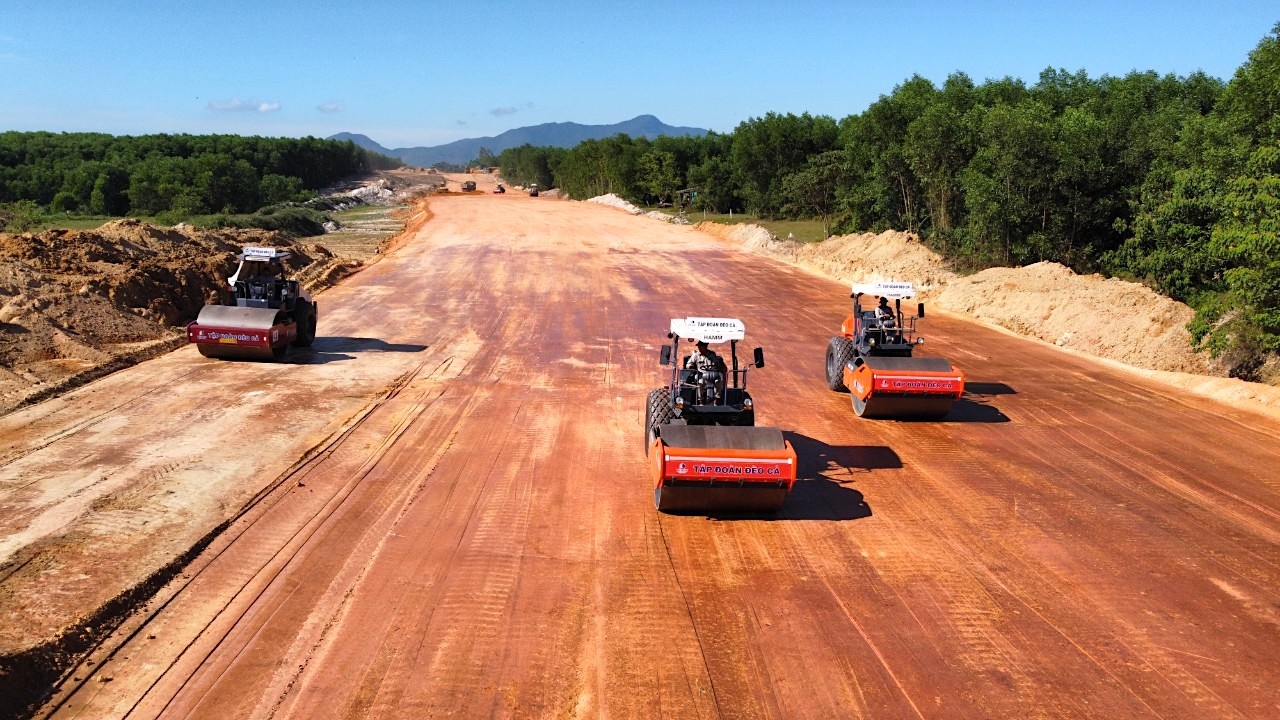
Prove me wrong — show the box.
[1,1,1276,148]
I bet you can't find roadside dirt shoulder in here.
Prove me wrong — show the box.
[0,195,439,716]
[693,221,1280,420]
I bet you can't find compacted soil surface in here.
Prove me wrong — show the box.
[1,179,1278,719]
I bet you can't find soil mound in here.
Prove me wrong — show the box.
[935,262,1208,374]
[0,220,329,413]
[696,222,1208,373]
[699,224,958,292]
[693,222,1280,421]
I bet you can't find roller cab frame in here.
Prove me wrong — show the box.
[186,246,318,362]
[824,281,964,419]
[645,317,797,514]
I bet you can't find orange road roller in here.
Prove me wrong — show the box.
[824,282,964,419]
[645,317,797,514]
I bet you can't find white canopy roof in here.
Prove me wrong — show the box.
[669,317,746,343]
[239,246,290,262]
[851,281,915,300]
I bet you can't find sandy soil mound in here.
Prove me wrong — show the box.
[694,221,1280,417]
[0,220,330,414]
[588,193,676,222]
[698,224,958,292]
[588,194,643,214]
[0,261,161,365]
[935,262,1208,374]
[0,170,440,416]
[696,222,1205,372]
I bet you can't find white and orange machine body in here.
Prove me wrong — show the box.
[825,282,965,419]
[645,318,797,514]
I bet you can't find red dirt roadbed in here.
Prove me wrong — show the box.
[1,188,1277,718]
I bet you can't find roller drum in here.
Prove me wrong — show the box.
[651,425,797,515]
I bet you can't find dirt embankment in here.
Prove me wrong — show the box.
[0,171,441,417]
[0,221,351,415]
[694,221,1280,419]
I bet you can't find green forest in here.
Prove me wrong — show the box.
[0,133,400,229]
[498,24,1280,380]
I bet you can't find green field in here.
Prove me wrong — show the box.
[648,209,832,244]
[16,214,114,232]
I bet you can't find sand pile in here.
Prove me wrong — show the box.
[0,220,331,413]
[934,262,1208,374]
[588,194,674,222]
[693,221,1280,415]
[698,224,959,293]
[696,222,1205,373]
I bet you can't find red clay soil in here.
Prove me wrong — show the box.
[0,188,1277,718]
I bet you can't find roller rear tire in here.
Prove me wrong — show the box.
[293,300,317,348]
[644,388,674,456]
[825,336,855,391]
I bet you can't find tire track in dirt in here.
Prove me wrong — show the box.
[42,361,434,718]
[153,365,457,718]
[33,195,1280,720]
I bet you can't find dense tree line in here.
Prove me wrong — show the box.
[0,132,400,220]
[497,24,1280,378]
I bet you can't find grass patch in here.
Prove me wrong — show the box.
[332,205,395,223]
[645,209,832,243]
[22,214,118,231]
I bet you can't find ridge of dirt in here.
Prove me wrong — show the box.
[588,193,680,222]
[0,176,437,418]
[690,220,1280,420]
[0,221,300,414]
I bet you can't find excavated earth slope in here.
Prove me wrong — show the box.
[0,170,442,418]
[0,222,366,415]
[694,221,1280,419]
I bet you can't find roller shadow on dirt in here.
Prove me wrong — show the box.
[938,381,1015,423]
[776,431,892,521]
[965,381,1016,395]
[286,337,429,364]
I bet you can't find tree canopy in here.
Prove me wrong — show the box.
[0,132,400,220]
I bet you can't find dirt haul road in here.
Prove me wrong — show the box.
[4,182,1279,718]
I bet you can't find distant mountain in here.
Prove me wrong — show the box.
[330,132,395,157]
[330,115,708,167]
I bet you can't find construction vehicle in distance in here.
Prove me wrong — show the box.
[528,184,539,197]
[493,183,506,194]
[461,180,477,192]
[186,246,317,362]
[646,317,797,514]
[824,281,964,419]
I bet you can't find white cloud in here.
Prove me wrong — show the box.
[490,102,534,117]
[208,98,281,113]
[318,101,345,113]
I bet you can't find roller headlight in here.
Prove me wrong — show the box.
[674,396,685,409]
[743,398,753,409]
[916,337,925,345]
